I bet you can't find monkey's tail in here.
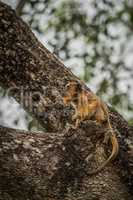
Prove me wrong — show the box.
[86,130,119,175]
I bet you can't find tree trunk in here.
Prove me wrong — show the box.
[0,2,132,200]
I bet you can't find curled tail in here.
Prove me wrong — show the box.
[87,130,119,175]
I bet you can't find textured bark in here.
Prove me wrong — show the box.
[0,0,76,132]
[0,124,132,200]
[0,1,133,200]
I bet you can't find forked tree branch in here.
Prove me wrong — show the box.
[0,2,133,199]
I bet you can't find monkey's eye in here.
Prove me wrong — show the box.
[66,83,70,89]
[65,80,78,90]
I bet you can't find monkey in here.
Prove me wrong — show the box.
[63,80,119,175]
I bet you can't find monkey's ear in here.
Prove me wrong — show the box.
[75,80,82,91]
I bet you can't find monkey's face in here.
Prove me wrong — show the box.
[63,80,82,105]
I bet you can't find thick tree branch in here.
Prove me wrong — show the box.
[0,1,133,199]
[0,0,76,132]
[0,123,132,200]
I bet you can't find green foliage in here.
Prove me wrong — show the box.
[20,0,133,121]
[128,118,133,125]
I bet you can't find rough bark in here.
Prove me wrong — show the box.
[0,124,132,200]
[0,1,133,200]
[0,0,76,132]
